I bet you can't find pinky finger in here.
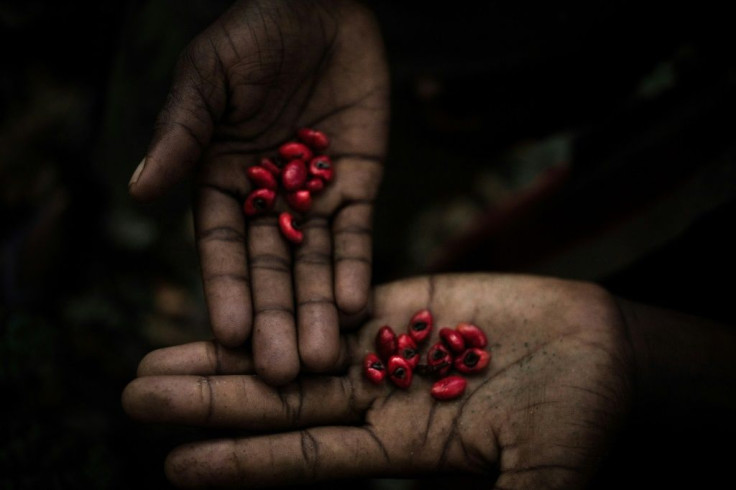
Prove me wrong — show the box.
[136,341,253,377]
[165,426,393,487]
[333,201,373,317]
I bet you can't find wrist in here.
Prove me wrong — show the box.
[616,297,736,419]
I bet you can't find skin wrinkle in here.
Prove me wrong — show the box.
[249,253,291,272]
[230,438,246,482]
[214,343,223,375]
[183,47,222,124]
[360,425,390,464]
[295,252,331,265]
[340,376,359,419]
[276,387,294,425]
[295,378,305,424]
[420,401,437,447]
[199,376,215,424]
[435,340,561,468]
[241,50,320,142]
[436,413,459,469]
[300,218,329,230]
[250,264,291,274]
[255,306,295,316]
[299,429,320,479]
[561,384,619,407]
[202,272,250,284]
[197,225,246,243]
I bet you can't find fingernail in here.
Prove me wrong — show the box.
[129,158,146,186]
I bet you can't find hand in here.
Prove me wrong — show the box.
[123,274,634,488]
[127,0,389,385]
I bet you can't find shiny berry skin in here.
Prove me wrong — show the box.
[260,157,281,176]
[388,355,413,389]
[363,353,386,384]
[305,177,325,193]
[455,322,488,348]
[375,325,397,361]
[282,159,308,191]
[396,333,419,368]
[308,156,334,182]
[408,309,433,343]
[279,142,313,162]
[427,342,453,376]
[243,188,276,216]
[246,166,277,190]
[454,348,491,374]
[286,190,312,213]
[297,128,329,151]
[278,212,303,244]
[430,375,467,400]
[439,327,466,354]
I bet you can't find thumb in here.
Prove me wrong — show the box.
[129,44,226,200]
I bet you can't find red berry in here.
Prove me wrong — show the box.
[408,309,433,343]
[454,348,491,374]
[430,375,467,400]
[375,325,397,361]
[439,327,466,354]
[308,156,334,182]
[305,177,325,193]
[363,353,386,384]
[246,166,277,190]
[279,142,313,162]
[388,355,413,389]
[397,333,419,368]
[455,322,488,348]
[278,212,303,244]
[243,188,276,216]
[281,159,308,191]
[286,190,312,213]
[427,342,453,376]
[260,157,281,176]
[297,128,329,151]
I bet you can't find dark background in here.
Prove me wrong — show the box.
[2,0,734,488]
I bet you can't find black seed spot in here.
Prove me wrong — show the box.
[464,351,479,367]
[412,322,428,331]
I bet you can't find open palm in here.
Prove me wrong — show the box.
[124,274,634,489]
[129,0,389,385]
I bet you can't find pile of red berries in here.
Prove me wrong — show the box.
[363,309,491,400]
[242,128,334,244]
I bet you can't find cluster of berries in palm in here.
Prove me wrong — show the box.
[243,128,334,244]
[363,309,492,400]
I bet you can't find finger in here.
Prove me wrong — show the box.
[294,217,340,371]
[333,201,373,316]
[136,338,352,378]
[248,217,300,386]
[137,341,253,377]
[129,42,226,201]
[122,374,367,429]
[194,185,253,347]
[165,426,392,487]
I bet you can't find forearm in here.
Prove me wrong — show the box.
[617,297,736,420]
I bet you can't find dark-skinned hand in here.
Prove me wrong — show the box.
[123,274,634,489]
[128,0,389,385]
